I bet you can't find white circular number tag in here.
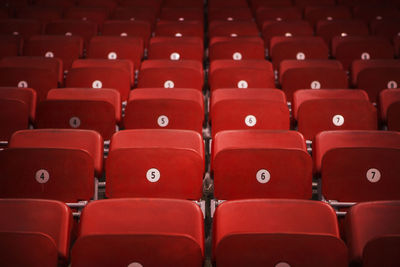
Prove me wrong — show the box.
[69,116,81,128]
[296,52,305,60]
[13,31,19,35]
[387,80,398,89]
[35,169,50,184]
[178,17,184,21]
[164,80,174,88]
[361,52,370,60]
[284,32,292,37]
[127,263,143,267]
[170,52,180,60]
[326,16,333,20]
[45,51,54,58]
[227,17,233,21]
[237,80,248,88]
[92,80,103,88]
[175,32,182,37]
[341,32,347,37]
[256,169,270,184]
[146,168,160,183]
[120,32,128,37]
[366,168,381,183]
[157,115,169,127]
[108,52,117,60]
[275,262,291,267]
[310,80,321,89]
[230,33,238,37]
[332,115,344,126]
[232,52,242,60]
[245,115,257,127]
[65,32,72,36]
[17,80,28,88]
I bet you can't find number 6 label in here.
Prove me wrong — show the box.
[256,169,270,184]
[245,115,257,127]
[366,168,381,183]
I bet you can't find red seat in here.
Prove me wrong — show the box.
[262,20,314,50]
[35,0,75,8]
[159,7,203,22]
[163,0,203,8]
[279,60,348,102]
[137,60,203,91]
[71,198,204,267]
[313,130,400,202]
[45,20,98,47]
[212,130,312,200]
[154,20,203,39]
[124,88,204,133]
[0,129,100,202]
[0,35,22,59]
[209,37,265,62]
[370,18,400,40]
[251,0,293,11]
[0,199,73,266]
[209,60,275,91]
[24,35,83,72]
[209,0,248,9]
[10,128,104,177]
[293,89,377,140]
[304,6,352,27]
[64,7,109,27]
[112,7,157,25]
[119,0,162,9]
[0,87,36,142]
[208,8,253,22]
[66,59,132,101]
[380,89,400,131]
[316,19,369,45]
[78,0,117,11]
[295,0,336,8]
[0,57,60,101]
[210,89,290,137]
[16,6,62,24]
[102,20,151,48]
[353,5,400,22]
[256,7,302,29]
[394,35,400,57]
[352,59,400,103]
[332,36,394,70]
[87,36,144,71]
[106,129,204,199]
[0,19,41,40]
[36,88,121,140]
[213,199,348,267]
[270,36,329,69]
[345,201,400,267]
[208,21,259,38]
[148,36,203,62]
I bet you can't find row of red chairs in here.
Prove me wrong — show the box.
[1,198,399,267]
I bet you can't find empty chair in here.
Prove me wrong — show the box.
[293,90,377,140]
[45,20,98,46]
[64,7,109,26]
[159,7,203,22]
[0,19,41,40]
[345,201,400,267]
[164,0,203,8]
[154,20,204,39]
[209,60,275,91]
[0,199,73,267]
[370,18,400,40]
[209,0,248,9]
[353,5,400,22]
[208,7,253,22]
[0,128,102,202]
[106,129,204,199]
[295,0,336,8]
[87,36,144,71]
[316,19,369,45]
[313,130,400,202]
[304,6,352,26]
[78,0,117,10]
[24,35,83,72]
[147,36,203,62]
[208,21,259,38]
[35,0,75,8]
[213,199,348,267]
[119,0,162,9]
[210,89,290,137]
[209,37,265,62]
[124,88,204,133]
[10,129,104,177]
[279,60,348,102]
[352,59,400,103]
[380,89,400,131]
[262,21,314,50]
[71,198,204,267]
[16,6,62,24]
[394,34,400,57]
[0,57,60,101]
[270,36,329,69]
[256,7,302,29]
[332,36,394,70]
[102,20,151,47]
[66,59,132,101]
[212,130,313,200]
[0,87,36,142]
[112,7,157,25]
[36,88,121,140]
[137,60,203,91]
[0,35,22,59]
[251,0,293,11]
